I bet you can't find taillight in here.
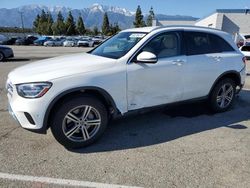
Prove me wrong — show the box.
[242,57,247,64]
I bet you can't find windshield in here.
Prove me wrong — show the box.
[90,32,147,59]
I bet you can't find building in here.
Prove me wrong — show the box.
[195,9,250,35]
[153,20,197,26]
[153,9,250,37]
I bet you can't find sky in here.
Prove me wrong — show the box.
[1,0,250,18]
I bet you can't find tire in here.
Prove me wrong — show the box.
[51,96,108,149]
[0,52,4,62]
[209,78,236,113]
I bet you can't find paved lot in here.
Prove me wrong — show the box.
[0,46,250,188]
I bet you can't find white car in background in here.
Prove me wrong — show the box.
[44,38,65,47]
[239,46,250,59]
[92,36,105,45]
[63,39,77,47]
[77,37,95,47]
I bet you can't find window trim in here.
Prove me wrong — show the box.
[128,30,185,64]
[89,31,148,59]
[184,31,235,56]
[208,33,235,53]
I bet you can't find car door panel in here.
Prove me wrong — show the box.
[182,31,238,100]
[127,55,187,110]
[182,54,221,100]
[127,31,186,110]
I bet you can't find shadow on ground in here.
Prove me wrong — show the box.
[2,58,31,62]
[68,90,250,153]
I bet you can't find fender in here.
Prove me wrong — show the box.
[33,86,119,134]
[208,70,241,96]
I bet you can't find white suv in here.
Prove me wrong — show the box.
[6,26,246,148]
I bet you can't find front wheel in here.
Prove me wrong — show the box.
[51,96,108,149]
[209,78,236,113]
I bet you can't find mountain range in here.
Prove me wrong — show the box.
[0,4,198,29]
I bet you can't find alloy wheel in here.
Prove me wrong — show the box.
[216,83,234,108]
[62,105,101,142]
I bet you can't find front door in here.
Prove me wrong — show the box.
[127,31,187,110]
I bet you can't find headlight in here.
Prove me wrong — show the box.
[16,82,52,98]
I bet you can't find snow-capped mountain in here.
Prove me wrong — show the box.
[0,4,198,29]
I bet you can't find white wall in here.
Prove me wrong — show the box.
[195,13,219,28]
[158,20,196,26]
[222,13,250,34]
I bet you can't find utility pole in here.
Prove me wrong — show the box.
[19,11,25,36]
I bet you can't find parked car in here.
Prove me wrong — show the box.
[239,46,250,59]
[44,38,65,47]
[92,36,105,45]
[63,39,77,47]
[2,37,18,45]
[15,36,38,45]
[77,37,95,47]
[245,41,250,46]
[0,34,8,45]
[235,33,250,47]
[6,26,246,148]
[34,36,51,46]
[0,45,14,61]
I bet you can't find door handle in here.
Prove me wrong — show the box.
[212,56,222,61]
[171,59,185,66]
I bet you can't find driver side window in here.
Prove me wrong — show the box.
[141,32,181,58]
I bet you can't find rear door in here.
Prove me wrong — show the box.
[182,31,237,100]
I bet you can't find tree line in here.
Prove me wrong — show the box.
[34,10,87,36]
[33,5,155,36]
[0,27,33,33]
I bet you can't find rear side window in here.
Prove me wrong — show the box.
[209,34,234,53]
[185,32,234,55]
[185,32,210,55]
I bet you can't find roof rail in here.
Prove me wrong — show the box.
[150,25,223,32]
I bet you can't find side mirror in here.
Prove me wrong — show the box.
[136,51,158,64]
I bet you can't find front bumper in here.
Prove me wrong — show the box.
[4,49,14,58]
[8,103,21,125]
[6,81,50,134]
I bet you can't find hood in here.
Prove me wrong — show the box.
[0,45,11,49]
[8,53,117,84]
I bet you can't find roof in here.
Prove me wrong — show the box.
[121,25,226,35]
[121,26,159,33]
[216,9,250,13]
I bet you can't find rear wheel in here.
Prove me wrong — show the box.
[0,52,4,62]
[51,96,108,149]
[209,78,236,113]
